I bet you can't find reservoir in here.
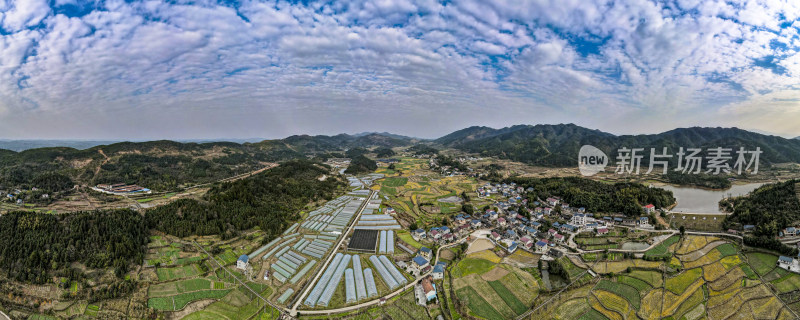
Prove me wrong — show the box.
[657,183,765,214]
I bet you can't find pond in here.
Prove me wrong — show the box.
[621,242,650,250]
[657,182,765,214]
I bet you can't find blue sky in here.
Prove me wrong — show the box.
[0,0,798,139]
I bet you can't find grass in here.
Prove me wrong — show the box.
[396,230,423,249]
[456,286,504,320]
[488,280,527,315]
[594,280,640,309]
[746,252,778,276]
[665,268,702,295]
[453,258,496,277]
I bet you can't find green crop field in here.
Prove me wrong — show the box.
[456,286,504,320]
[578,308,610,320]
[156,264,202,281]
[594,280,640,309]
[746,252,778,276]
[382,177,408,187]
[644,235,679,259]
[665,268,702,294]
[715,243,737,257]
[178,278,211,292]
[488,280,527,315]
[453,258,495,277]
[617,275,651,293]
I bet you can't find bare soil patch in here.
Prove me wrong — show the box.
[465,239,494,255]
[481,266,509,281]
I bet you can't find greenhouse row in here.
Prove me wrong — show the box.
[304,253,353,307]
[254,232,300,259]
[271,249,314,283]
[369,255,405,290]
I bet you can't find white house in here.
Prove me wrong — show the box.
[236,255,250,270]
[570,214,587,226]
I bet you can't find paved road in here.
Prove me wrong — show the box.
[291,190,375,315]
[0,310,9,320]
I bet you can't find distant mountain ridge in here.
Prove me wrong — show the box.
[435,124,800,167]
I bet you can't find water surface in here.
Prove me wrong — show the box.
[657,183,764,213]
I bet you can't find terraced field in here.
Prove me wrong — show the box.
[521,236,799,320]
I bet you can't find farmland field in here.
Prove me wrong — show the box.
[453,258,496,277]
[148,289,233,311]
[746,252,778,276]
[488,280,527,315]
[594,280,640,309]
[666,268,702,294]
[456,286,504,320]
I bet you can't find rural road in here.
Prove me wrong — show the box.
[0,310,9,320]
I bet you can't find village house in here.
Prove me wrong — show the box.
[413,229,426,240]
[432,262,446,280]
[236,255,250,270]
[491,231,501,241]
[471,219,482,228]
[508,242,518,253]
[419,247,432,260]
[535,240,548,253]
[597,227,609,235]
[638,216,650,227]
[548,229,558,237]
[443,233,454,242]
[422,277,437,301]
[506,229,517,239]
[411,256,430,274]
[553,234,565,243]
[571,213,587,226]
[498,217,507,227]
[643,204,656,214]
[430,230,441,240]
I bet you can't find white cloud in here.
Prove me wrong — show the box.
[0,0,797,139]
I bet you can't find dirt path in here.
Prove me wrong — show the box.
[95,149,110,177]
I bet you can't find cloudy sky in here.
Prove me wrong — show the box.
[0,0,798,140]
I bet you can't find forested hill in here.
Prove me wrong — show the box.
[436,124,800,167]
[0,133,411,192]
[505,177,675,216]
[722,180,800,236]
[0,209,148,284]
[145,160,345,240]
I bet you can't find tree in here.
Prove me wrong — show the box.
[409,222,418,231]
[461,204,474,215]
[679,226,686,237]
[441,217,449,226]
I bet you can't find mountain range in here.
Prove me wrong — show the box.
[2,124,800,192]
[434,124,800,167]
